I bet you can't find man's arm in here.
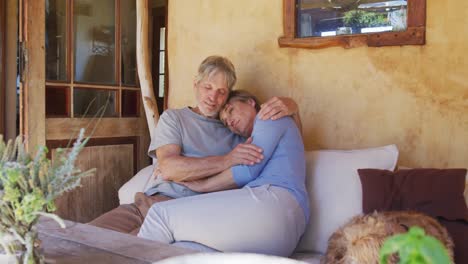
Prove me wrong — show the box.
[157,138,263,182]
[181,118,290,192]
[257,96,303,135]
[179,169,237,193]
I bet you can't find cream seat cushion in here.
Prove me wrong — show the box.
[296,144,399,253]
[119,164,157,204]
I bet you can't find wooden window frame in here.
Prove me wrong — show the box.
[278,0,426,49]
[46,0,140,118]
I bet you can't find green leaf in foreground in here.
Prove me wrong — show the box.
[379,226,451,264]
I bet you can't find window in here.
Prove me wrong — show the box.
[45,0,139,117]
[279,0,426,49]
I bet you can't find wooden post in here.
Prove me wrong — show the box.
[136,0,159,140]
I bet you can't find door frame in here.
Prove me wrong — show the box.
[20,0,46,150]
[0,0,6,136]
[151,0,169,115]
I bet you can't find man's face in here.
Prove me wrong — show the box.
[220,99,257,137]
[194,71,229,118]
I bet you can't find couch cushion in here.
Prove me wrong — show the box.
[358,168,468,264]
[119,164,155,204]
[438,219,468,264]
[358,168,468,221]
[290,252,322,264]
[465,177,468,207]
[296,145,399,253]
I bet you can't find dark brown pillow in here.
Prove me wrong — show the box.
[358,168,468,264]
[358,168,468,221]
[438,219,468,264]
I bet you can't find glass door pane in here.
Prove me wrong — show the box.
[73,88,117,117]
[74,0,116,84]
[46,0,67,81]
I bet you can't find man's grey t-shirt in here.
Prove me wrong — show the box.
[146,107,244,198]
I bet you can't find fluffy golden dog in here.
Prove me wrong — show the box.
[323,211,454,264]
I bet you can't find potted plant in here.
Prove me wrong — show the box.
[0,128,95,264]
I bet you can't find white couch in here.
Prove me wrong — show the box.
[118,144,402,263]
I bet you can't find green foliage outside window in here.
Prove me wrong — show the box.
[343,10,389,29]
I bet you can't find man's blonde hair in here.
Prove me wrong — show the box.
[195,56,237,91]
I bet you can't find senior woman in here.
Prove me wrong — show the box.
[137,90,309,257]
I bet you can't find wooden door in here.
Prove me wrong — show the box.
[20,0,150,223]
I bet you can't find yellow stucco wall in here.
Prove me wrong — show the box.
[166,0,468,168]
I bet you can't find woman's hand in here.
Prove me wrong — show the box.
[153,166,162,179]
[180,179,209,193]
[224,137,263,167]
[258,96,298,120]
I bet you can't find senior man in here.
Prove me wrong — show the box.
[89,55,301,235]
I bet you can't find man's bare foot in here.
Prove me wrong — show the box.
[133,192,173,217]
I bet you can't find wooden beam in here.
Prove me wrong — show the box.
[5,0,18,140]
[136,0,159,140]
[37,217,195,262]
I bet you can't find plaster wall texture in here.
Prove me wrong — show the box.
[166,0,468,168]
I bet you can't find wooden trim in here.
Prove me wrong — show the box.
[279,0,426,49]
[72,82,123,90]
[117,0,122,119]
[115,0,121,87]
[408,0,426,27]
[164,0,169,110]
[47,81,140,91]
[69,0,75,117]
[282,0,295,38]
[46,117,147,139]
[279,34,368,49]
[23,0,46,150]
[66,0,71,82]
[0,0,6,135]
[23,0,28,42]
[368,27,425,47]
[18,0,23,42]
[46,136,139,173]
[5,0,19,140]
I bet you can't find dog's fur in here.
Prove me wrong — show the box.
[322,211,454,264]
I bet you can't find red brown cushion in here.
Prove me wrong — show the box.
[358,168,468,221]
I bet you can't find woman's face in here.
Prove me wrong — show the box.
[220,99,257,137]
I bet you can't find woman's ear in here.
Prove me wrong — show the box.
[247,98,256,108]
